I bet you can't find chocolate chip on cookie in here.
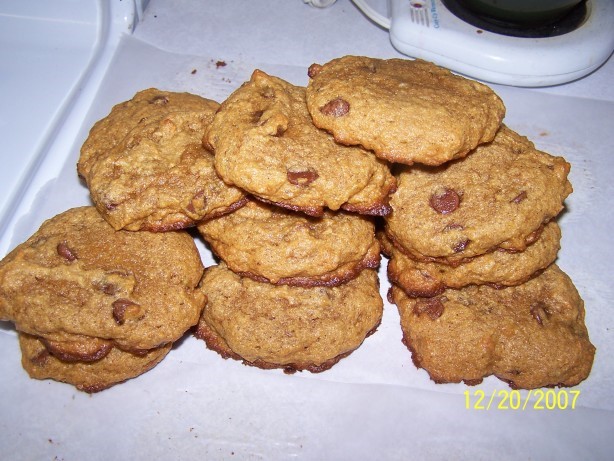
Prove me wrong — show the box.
[0,207,207,391]
[391,264,595,389]
[204,70,396,217]
[306,56,506,166]
[386,125,572,265]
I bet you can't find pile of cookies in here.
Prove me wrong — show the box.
[194,70,391,372]
[195,199,384,372]
[0,89,230,392]
[0,55,595,392]
[0,207,206,392]
[305,57,594,388]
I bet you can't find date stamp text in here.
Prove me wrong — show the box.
[464,389,580,410]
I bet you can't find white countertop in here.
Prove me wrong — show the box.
[135,0,614,101]
[1,1,613,460]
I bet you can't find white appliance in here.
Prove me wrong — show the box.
[0,0,145,251]
[350,0,614,87]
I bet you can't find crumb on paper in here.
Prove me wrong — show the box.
[210,59,228,69]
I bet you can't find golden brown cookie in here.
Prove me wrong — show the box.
[0,207,206,352]
[385,126,572,265]
[204,70,396,217]
[306,56,505,166]
[78,89,213,177]
[390,264,595,389]
[78,88,246,231]
[19,333,172,393]
[195,263,383,373]
[198,199,380,286]
[380,221,561,297]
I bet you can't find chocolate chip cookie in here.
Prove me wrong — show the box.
[78,88,246,231]
[19,332,172,393]
[390,264,595,389]
[0,207,206,352]
[198,199,380,286]
[204,70,396,217]
[385,125,572,265]
[306,56,505,166]
[195,263,383,373]
[380,221,561,297]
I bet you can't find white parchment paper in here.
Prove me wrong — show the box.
[1,32,613,460]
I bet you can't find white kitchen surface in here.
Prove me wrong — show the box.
[0,1,613,460]
[0,0,140,241]
[0,0,96,237]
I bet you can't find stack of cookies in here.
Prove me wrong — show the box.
[303,56,594,388]
[0,55,596,392]
[0,89,241,391]
[0,207,206,392]
[194,70,390,372]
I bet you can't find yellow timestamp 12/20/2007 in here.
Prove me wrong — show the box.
[464,388,581,411]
